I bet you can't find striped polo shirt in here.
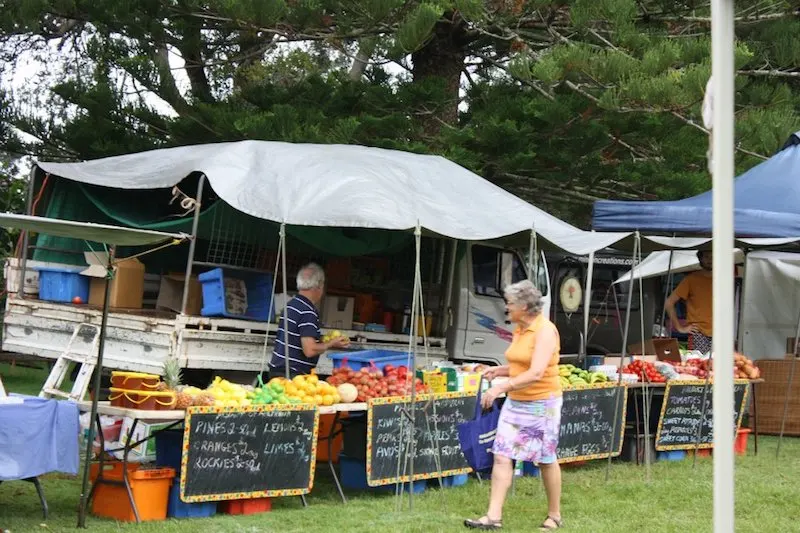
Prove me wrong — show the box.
[269,294,322,373]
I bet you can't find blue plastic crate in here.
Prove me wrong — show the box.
[339,455,426,493]
[155,429,184,474]
[328,350,410,373]
[36,267,90,303]
[522,462,540,477]
[198,268,273,321]
[167,483,217,519]
[657,450,687,462]
[437,474,469,488]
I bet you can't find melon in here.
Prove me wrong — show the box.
[337,383,358,403]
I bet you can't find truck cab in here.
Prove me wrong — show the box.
[447,242,550,366]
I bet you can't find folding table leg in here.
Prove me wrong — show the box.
[327,412,347,504]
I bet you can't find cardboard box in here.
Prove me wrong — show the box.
[156,274,202,315]
[82,252,146,309]
[627,338,682,362]
[787,337,799,355]
[117,417,176,460]
[605,355,658,368]
[321,295,354,329]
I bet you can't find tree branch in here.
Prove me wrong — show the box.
[739,69,800,79]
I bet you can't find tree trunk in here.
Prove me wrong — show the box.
[411,15,468,137]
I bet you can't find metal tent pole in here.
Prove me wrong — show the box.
[606,232,640,481]
[776,307,800,458]
[17,166,37,298]
[77,247,115,528]
[408,222,422,510]
[583,250,595,359]
[180,175,205,315]
[711,1,736,531]
[280,223,290,380]
[659,250,675,335]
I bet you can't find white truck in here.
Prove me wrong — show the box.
[2,243,553,382]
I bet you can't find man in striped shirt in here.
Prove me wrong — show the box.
[269,263,350,378]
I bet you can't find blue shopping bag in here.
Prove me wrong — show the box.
[457,378,501,473]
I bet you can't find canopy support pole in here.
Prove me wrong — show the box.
[441,240,458,336]
[17,166,37,298]
[711,1,736,530]
[776,307,800,458]
[280,223,290,380]
[583,250,595,360]
[658,249,675,336]
[77,247,115,528]
[181,174,205,315]
[606,232,640,481]
[408,221,422,510]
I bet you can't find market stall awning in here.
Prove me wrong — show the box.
[0,213,188,247]
[36,141,626,254]
[592,131,800,238]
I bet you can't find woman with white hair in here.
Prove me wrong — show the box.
[464,280,563,531]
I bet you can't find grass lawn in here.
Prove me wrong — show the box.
[2,361,798,532]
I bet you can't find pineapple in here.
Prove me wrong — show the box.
[162,358,193,409]
[192,392,215,407]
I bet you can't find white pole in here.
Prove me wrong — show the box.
[583,250,595,358]
[711,1,736,532]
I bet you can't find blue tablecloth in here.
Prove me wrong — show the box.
[0,395,80,481]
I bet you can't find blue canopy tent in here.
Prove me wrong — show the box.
[592,131,800,238]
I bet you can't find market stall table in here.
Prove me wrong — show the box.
[77,401,185,523]
[1,395,80,518]
[624,379,763,461]
[78,401,369,515]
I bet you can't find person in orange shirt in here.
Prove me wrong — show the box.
[665,250,714,353]
[464,280,563,531]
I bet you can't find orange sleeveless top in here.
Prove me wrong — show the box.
[505,314,562,401]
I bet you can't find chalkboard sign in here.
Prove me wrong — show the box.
[366,392,477,486]
[557,383,628,463]
[655,380,749,451]
[180,405,320,502]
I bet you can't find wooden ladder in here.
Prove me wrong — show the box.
[39,323,101,402]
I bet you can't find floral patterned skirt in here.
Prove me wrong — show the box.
[491,395,563,465]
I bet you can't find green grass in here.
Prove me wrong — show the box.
[2,362,798,532]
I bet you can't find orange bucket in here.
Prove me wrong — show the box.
[91,464,175,522]
[111,371,160,391]
[735,428,751,456]
[124,390,175,411]
[108,387,129,408]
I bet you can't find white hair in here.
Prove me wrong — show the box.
[296,263,325,290]
[504,280,544,315]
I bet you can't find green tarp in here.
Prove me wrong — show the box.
[33,179,414,267]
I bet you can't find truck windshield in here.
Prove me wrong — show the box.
[472,245,532,297]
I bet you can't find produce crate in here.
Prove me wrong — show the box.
[198,268,273,321]
[656,450,687,462]
[328,350,410,373]
[437,474,469,488]
[340,414,367,460]
[167,483,217,519]
[155,429,184,474]
[219,498,272,515]
[754,359,800,436]
[90,464,175,522]
[339,454,426,493]
[35,266,90,303]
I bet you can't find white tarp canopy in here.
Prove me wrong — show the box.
[739,251,800,359]
[0,213,187,247]
[35,141,629,254]
[614,248,746,283]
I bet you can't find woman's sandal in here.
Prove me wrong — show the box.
[464,515,503,530]
[539,516,563,530]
